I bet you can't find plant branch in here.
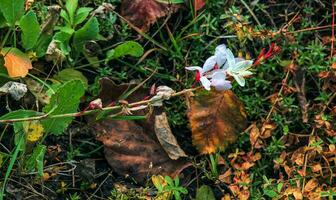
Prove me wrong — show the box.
[0,87,200,124]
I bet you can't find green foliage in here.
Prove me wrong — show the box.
[74,7,93,26]
[0,0,24,26]
[24,144,46,177]
[41,80,85,135]
[73,17,100,51]
[163,176,188,200]
[195,185,216,200]
[0,110,42,120]
[106,41,144,62]
[19,11,40,50]
[54,68,88,89]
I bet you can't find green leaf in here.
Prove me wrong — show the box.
[106,41,144,62]
[19,11,41,50]
[0,11,7,28]
[54,68,88,89]
[0,110,42,121]
[195,185,215,200]
[53,28,74,55]
[65,0,78,25]
[41,80,85,135]
[60,9,71,25]
[34,34,53,57]
[74,7,93,26]
[0,0,24,26]
[263,189,278,198]
[25,144,46,177]
[73,17,99,51]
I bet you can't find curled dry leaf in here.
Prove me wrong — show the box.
[187,90,247,154]
[154,112,187,160]
[292,66,308,123]
[92,78,190,183]
[121,0,179,31]
[1,48,33,78]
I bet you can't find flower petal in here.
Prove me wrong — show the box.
[185,66,203,72]
[234,60,253,71]
[200,76,211,90]
[233,75,245,86]
[215,44,227,67]
[211,72,232,91]
[202,55,217,72]
[239,70,253,76]
[225,48,235,67]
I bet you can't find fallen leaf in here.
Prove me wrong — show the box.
[292,66,308,123]
[187,90,248,154]
[292,189,303,200]
[154,112,187,160]
[249,123,263,149]
[92,78,190,183]
[1,48,33,78]
[304,179,318,193]
[121,0,179,31]
[95,119,189,183]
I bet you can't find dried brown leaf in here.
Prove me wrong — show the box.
[187,90,247,154]
[121,0,179,31]
[92,78,190,183]
[304,178,318,193]
[154,112,187,160]
[95,120,188,183]
[292,66,309,123]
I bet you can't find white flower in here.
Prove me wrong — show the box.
[224,49,253,87]
[210,71,232,91]
[186,44,229,90]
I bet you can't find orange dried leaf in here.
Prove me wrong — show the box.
[1,48,32,78]
[304,179,318,193]
[121,0,179,31]
[187,90,247,154]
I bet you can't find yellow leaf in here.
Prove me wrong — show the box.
[187,90,247,154]
[152,175,172,200]
[23,120,44,142]
[1,48,33,78]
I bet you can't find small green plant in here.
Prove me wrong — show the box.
[153,176,188,200]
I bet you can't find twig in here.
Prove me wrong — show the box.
[331,0,335,57]
[265,71,290,121]
[239,0,262,27]
[0,87,200,124]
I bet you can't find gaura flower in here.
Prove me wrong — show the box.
[186,44,229,90]
[224,48,253,87]
[210,71,232,91]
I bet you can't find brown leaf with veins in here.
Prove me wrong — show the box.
[187,90,247,154]
[92,78,189,183]
[121,0,179,31]
[154,112,187,160]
